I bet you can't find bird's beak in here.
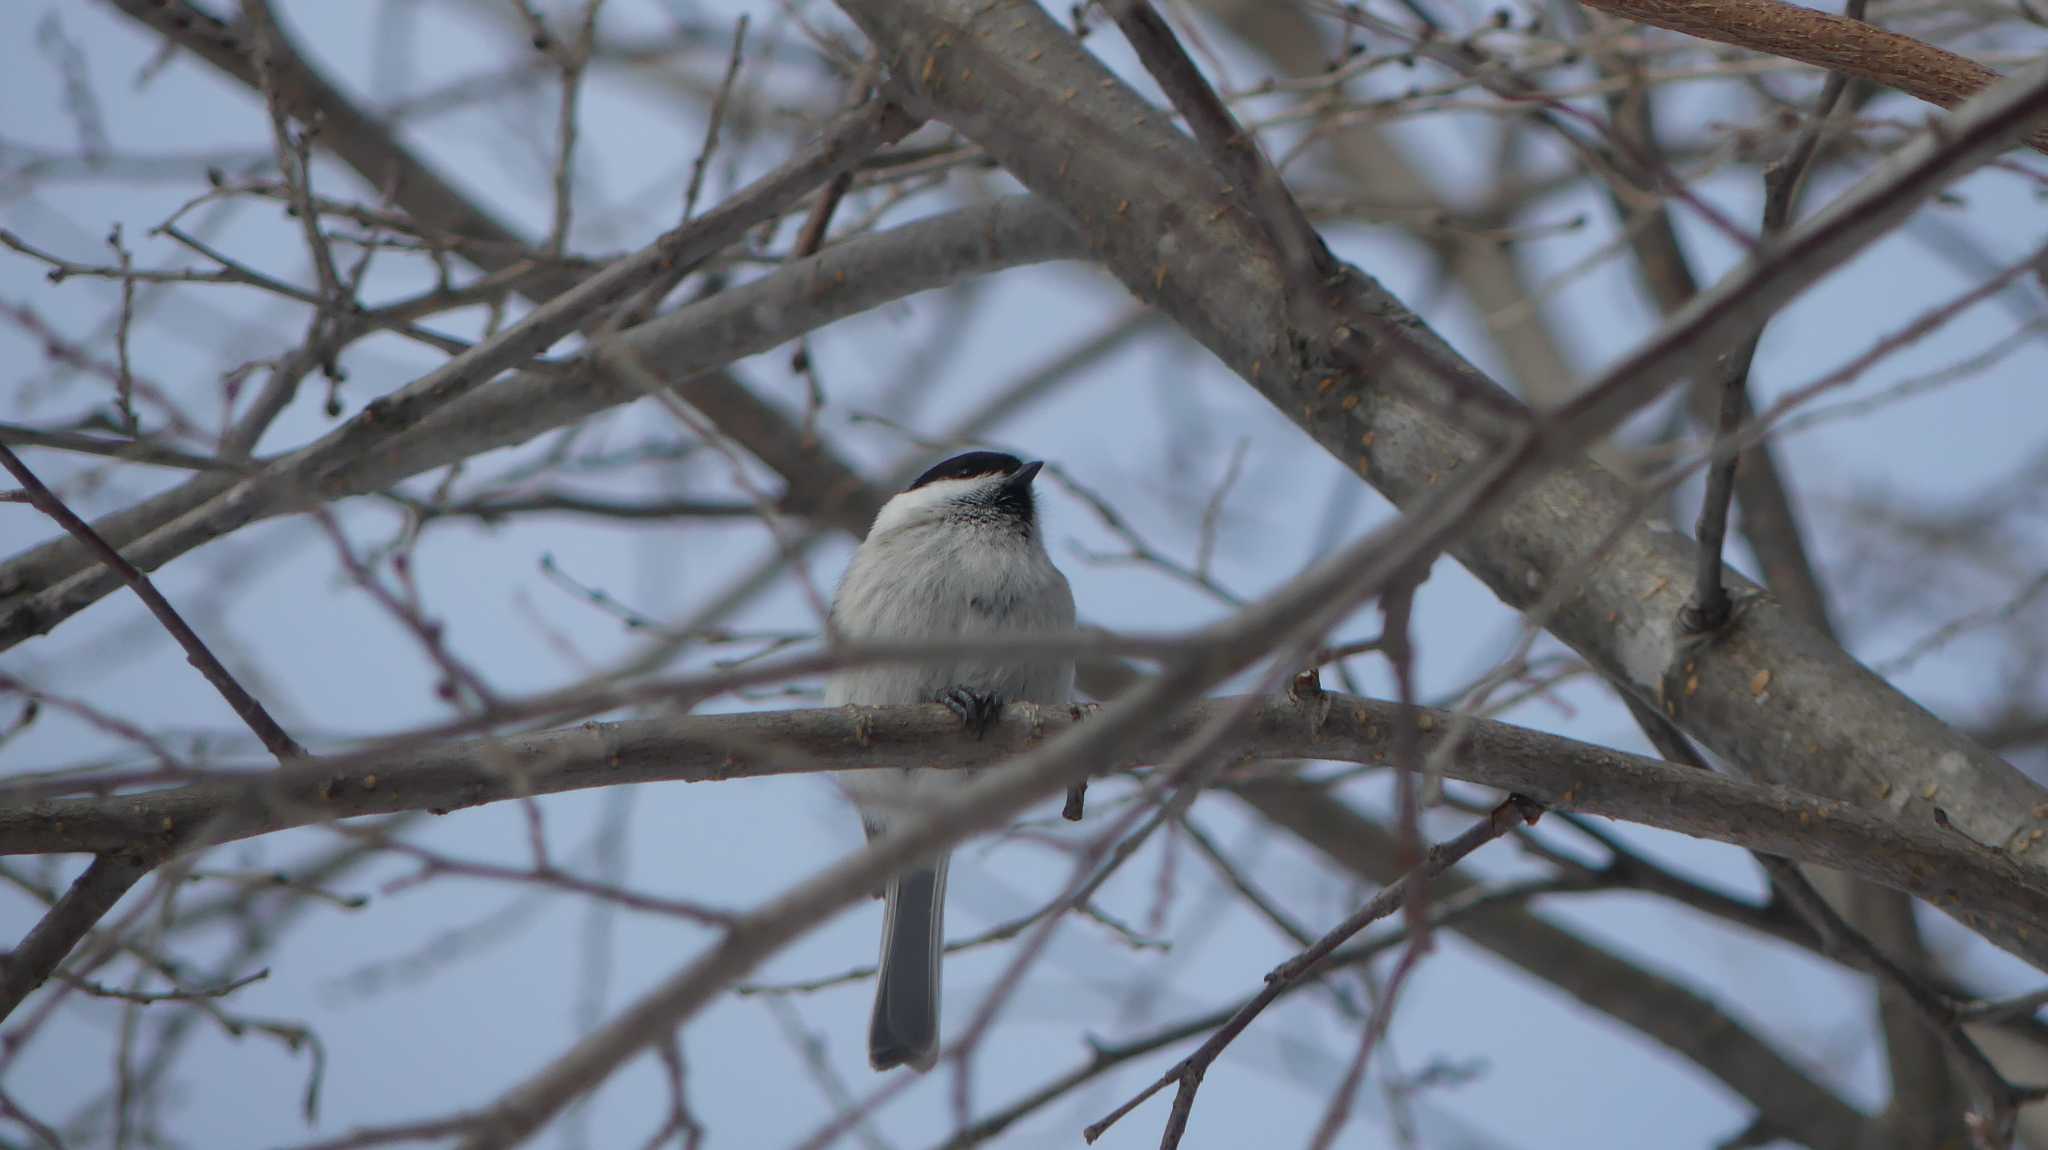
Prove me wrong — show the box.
[1005,460,1044,491]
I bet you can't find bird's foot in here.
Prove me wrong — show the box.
[937,686,1002,739]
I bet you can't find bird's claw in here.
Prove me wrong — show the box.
[938,686,1002,739]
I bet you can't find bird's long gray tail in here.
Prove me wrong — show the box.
[870,854,948,1072]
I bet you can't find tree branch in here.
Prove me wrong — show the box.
[1683,9,1862,636]
[0,444,302,762]
[0,853,153,1022]
[1621,694,2003,1139]
[1195,0,1584,409]
[1579,0,2048,153]
[11,693,2048,962]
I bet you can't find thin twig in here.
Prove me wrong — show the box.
[934,875,1574,1150]
[1193,437,1249,583]
[0,444,302,761]
[784,51,879,439]
[1305,924,1428,1150]
[683,16,749,224]
[370,835,732,925]
[242,0,346,379]
[0,423,240,472]
[545,0,607,256]
[1684,1,1864,633]
[1082,796,1540,1147]
[57,966,269,1004]
[106,225,140,434]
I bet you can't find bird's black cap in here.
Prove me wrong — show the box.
[905,451,1043,526]
[906,451,1026,491]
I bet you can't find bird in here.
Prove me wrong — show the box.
[825,450,1076,1072]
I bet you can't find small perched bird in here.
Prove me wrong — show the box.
[825,450,1076,1072]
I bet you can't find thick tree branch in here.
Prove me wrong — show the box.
[10,694,2048,960]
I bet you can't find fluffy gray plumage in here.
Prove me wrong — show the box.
[825,454,1075,1072]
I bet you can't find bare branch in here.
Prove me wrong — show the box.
[0,854,153,1023]
[11,693,2048,962]
[0,422,239,472]
[1683,0,1863,636]
[681,15,748,226]
[1580,0,2048,152]
[0,443,303,761]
